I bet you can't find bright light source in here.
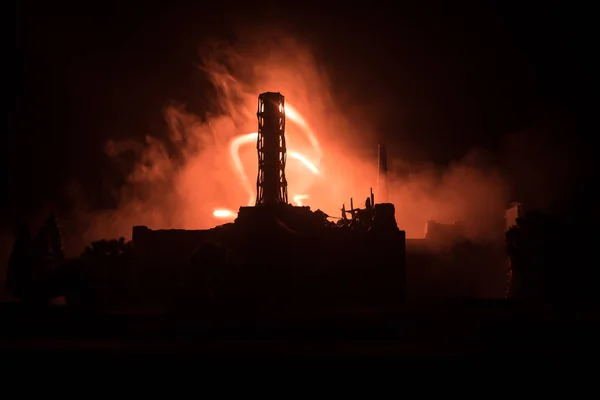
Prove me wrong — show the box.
[293,194,309,206]
[213,209,236,218]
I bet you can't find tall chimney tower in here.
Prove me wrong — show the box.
[256,92,288,206]
[377,143,388,203]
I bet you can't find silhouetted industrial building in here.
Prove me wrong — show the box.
[6,92,512,308]
[131,92,407,310]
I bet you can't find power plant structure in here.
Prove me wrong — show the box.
[131,92,407,310]
[5,92,511,309]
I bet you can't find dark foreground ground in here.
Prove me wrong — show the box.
[2,300,600,363]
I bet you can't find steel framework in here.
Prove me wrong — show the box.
[256,92,288,205]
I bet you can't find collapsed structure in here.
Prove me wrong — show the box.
[133,92,407,309]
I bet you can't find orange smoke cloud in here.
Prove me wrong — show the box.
[65,30,508,254]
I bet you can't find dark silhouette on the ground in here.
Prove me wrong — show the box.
[6,218,136,309]
[6,213,66,304]
[4,199,407,311]
[6,204,598,313]
[4,207,600,358]
[505,209,598,305]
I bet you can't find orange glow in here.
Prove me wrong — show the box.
[229,133,258,206]
[289,151,320,175]
[74,33,509,253]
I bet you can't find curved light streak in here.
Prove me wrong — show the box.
[288,151,320,175]
[285,104,322,160]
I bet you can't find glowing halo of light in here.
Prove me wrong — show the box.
[214,103,321,216]
[227,133,321,206]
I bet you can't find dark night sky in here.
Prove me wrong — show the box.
[6,0,593,226]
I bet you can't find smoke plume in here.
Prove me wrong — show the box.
[63,29,509,255]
